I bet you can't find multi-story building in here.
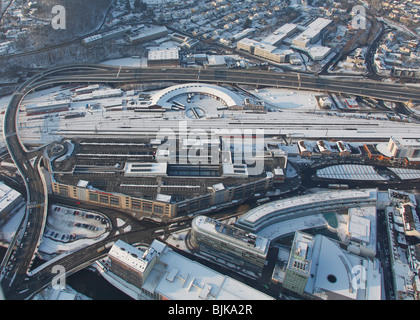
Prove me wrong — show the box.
[109,239,162,289]
[147,48,180,67]
[388,137,420,159]
[292,18,332,48]
[282,231,313,295]
[291,18,332,61]
[237,38,289,63]
[106,240,274,300]
[237,38,257,53]
[261,23,298,46]
[191,215,270,271]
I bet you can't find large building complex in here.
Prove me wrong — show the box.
[261,23,298,46]
[191,215,270,272]
[45,134,286,219]
[385,190,420,300]
[291,18,332,48]
[107,239,274,300]
[290,18,333,60]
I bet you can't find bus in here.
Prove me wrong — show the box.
[173,101,185,108]
[256,197,270,205]
[328,184,349,190]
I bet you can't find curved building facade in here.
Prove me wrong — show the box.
[236,189,378,233]
[150,83,243,109]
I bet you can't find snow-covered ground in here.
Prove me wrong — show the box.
[32,285,92,300]
[0,202,26,244]
[251,87,319,111]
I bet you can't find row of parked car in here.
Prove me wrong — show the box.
[47,206,110,242]
[74,222,100,231]
[45,228,76,242]
[53,205,108,225]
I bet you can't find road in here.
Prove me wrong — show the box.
[1,63,420,299]
[1,91,48,296]
[42,66,420,103]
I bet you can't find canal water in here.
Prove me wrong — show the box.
[0,246,132,300]
[67,268,133,300]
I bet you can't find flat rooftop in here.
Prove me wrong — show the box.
[391,137,420,148]
[148,48,179,61]
[192,215,270,255]
[305,232,382,300]
[145,242,274,300]
[109,239,160,273]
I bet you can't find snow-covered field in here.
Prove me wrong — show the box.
[251,87,319,111]
[0,203,26,244]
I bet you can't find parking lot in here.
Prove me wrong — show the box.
[44,205,111,243]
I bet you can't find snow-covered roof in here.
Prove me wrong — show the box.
[0,182,21,213]
[239,189,377,226]
[348,214,371,243]
[304,233,382,300]
[222,163,248,177]
[149,243,273,300]
[124,162,167,177]
[301,17,332,39]
[150,83,243,109]
[148,47,179,61]
[156,194,172,203]
[109,240,152,274]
